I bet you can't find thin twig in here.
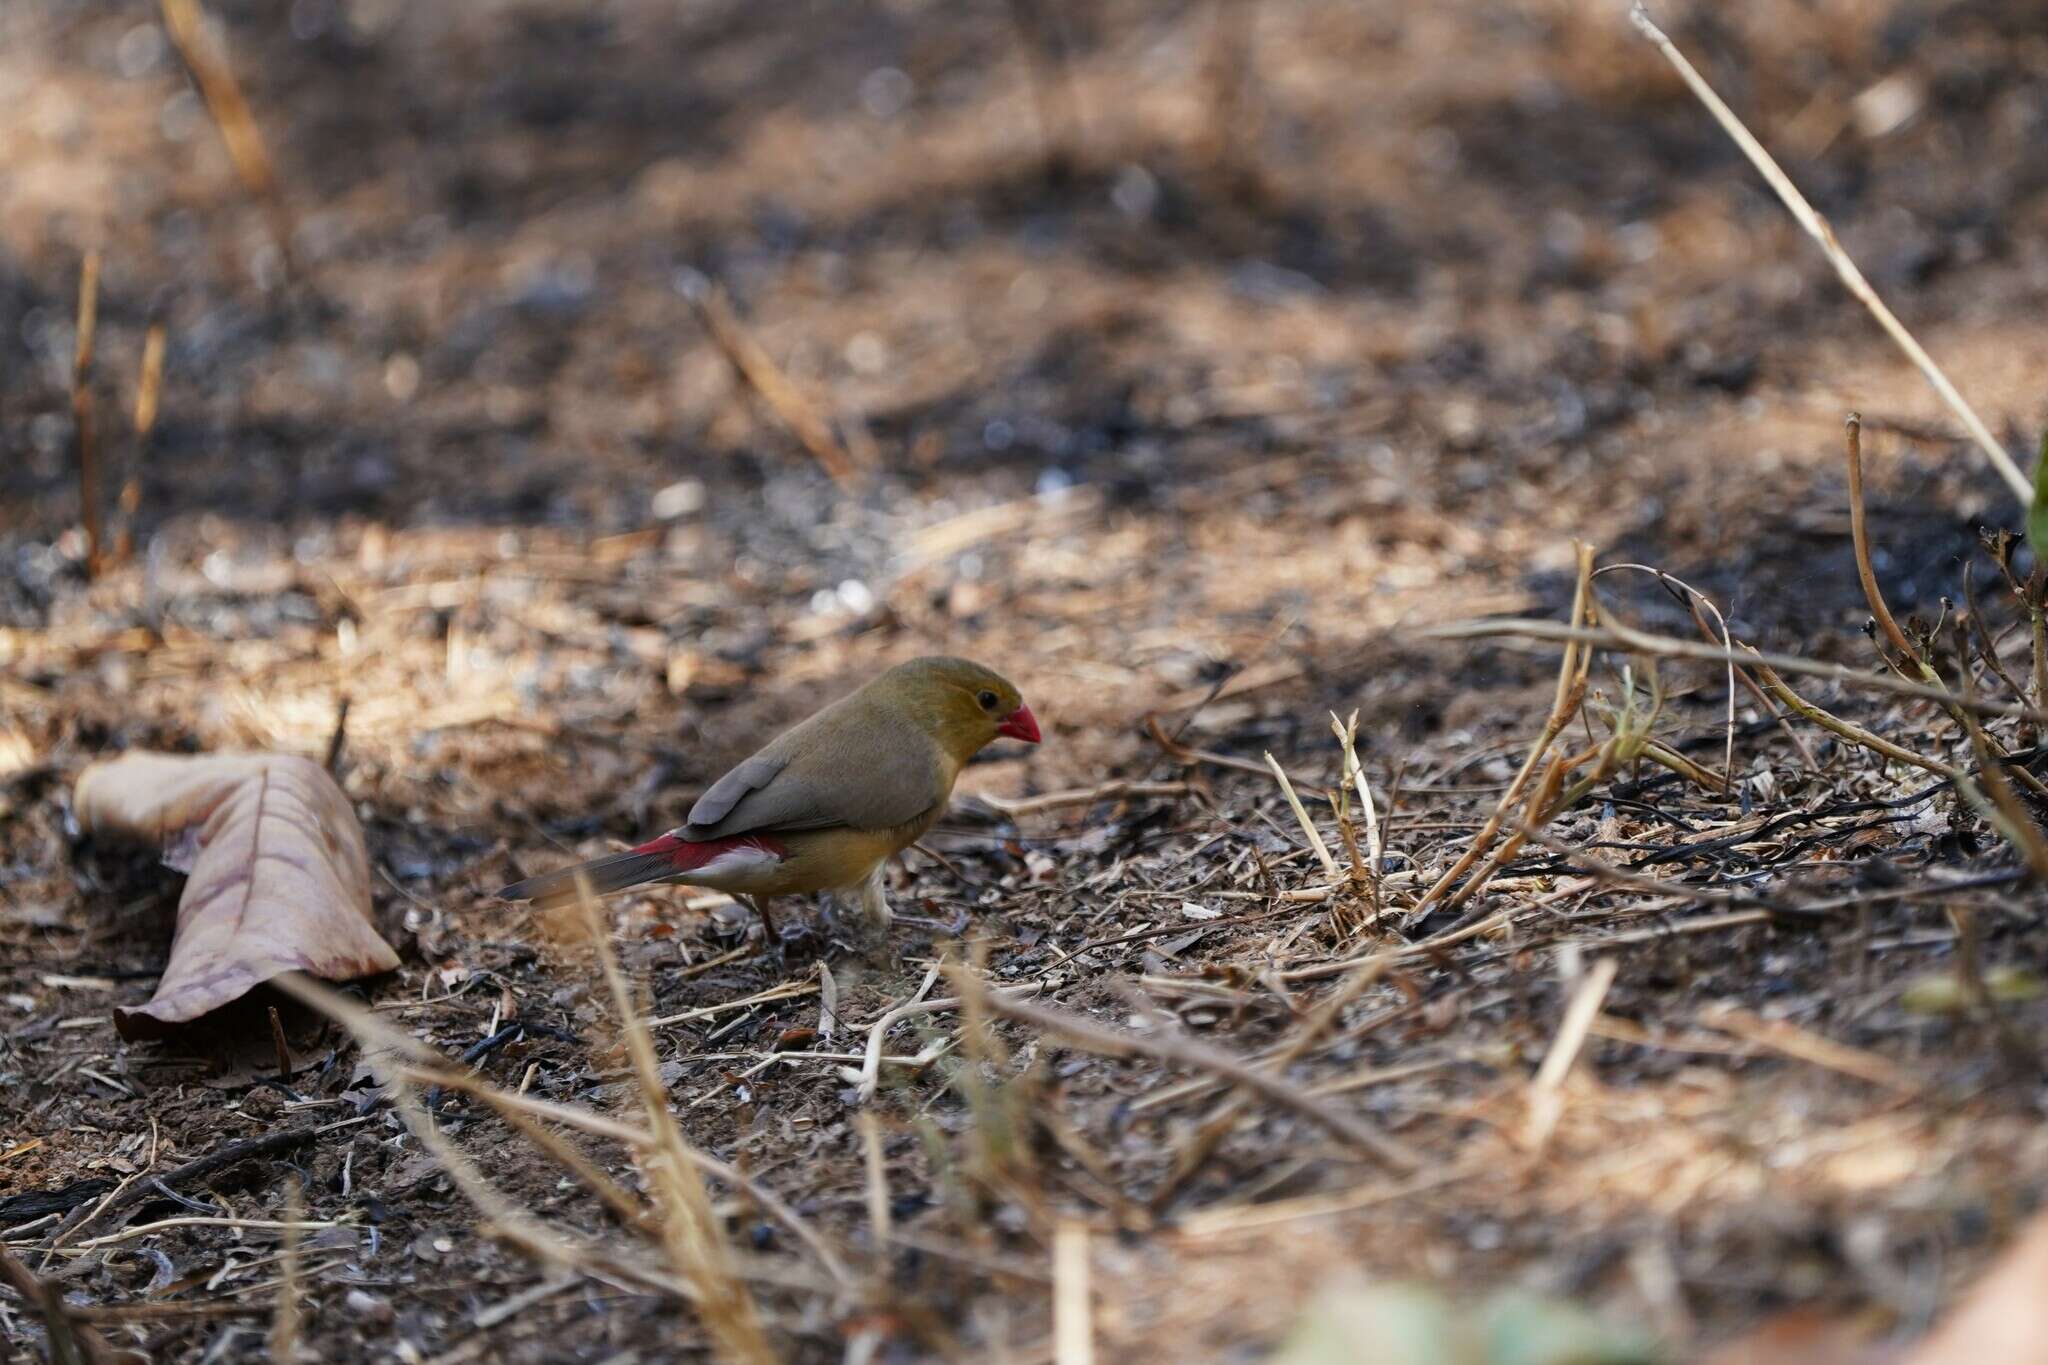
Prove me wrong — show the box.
[1424,617,2048,724]
[161,0,296,278]
[1629,4,2030,503]
[683,277,862,488]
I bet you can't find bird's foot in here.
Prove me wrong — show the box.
[745,896,815,961]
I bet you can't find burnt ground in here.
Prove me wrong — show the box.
[8,0,2048,1360]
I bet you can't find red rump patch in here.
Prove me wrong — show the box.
[633,831,785,869]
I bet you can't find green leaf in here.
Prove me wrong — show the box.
[2026,430,2048,565]
[1272,1280,1662,1365]
[1480,1291,1660,1365]
[1272,1281,1479,1365]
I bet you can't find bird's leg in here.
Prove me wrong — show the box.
[858,866,892,933]
[744,894,781,941]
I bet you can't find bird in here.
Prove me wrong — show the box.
[497,656,1039,939]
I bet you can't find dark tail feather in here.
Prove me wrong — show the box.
[497,850,677,905]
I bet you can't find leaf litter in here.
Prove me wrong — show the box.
[9,1,2048,1362]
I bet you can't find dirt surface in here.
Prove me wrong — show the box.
[8,1,2048,1360]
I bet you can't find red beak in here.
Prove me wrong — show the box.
[997,703,1041,744]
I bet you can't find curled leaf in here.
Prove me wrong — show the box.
[75,752,398,1039]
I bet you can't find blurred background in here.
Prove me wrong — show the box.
[8,1,2048,1359]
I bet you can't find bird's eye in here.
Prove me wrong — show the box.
[977,690,998,710]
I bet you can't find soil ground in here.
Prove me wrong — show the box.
[8,1,2048,1360]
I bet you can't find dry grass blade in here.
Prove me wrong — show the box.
[269,1183,304,1363]
[397,1058,852,1287]
[1263,750,1339,881]
[1407,542,1596,924]
[160,0,296,278]
[115,318,167,564]
[857,1112,892,1256]
[273,974,687,1298]
[958,969,1420,1171]
[0,1243,120,1365]
[1523,957,1618,1151]
[71,251,101,579]
[570,880,775,1363]
[1746,658,1954,782]
[1697,1004,1919,1094]
[1332,711,1384,881]
[1629,4,2029,503]
[685,277,862,488]
[1053,1220,1094,1365]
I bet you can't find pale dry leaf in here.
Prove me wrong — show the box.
[1904,1207,2048,1365]
[75,752,399,1039]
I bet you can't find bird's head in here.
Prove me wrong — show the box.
[874,656,1040,761]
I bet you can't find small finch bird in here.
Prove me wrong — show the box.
[497,656,1039,935]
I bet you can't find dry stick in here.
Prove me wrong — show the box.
[117,320,165,566]
[1630,4,2030,504]
[1442,739,1613,919]
[685,279,861,488]
[964,977,1420,1171]
[976,779,1191,817]
[852,969,1050,1106]
[160,0,296,279]
[57,1126,318,1240]
[1425,617,2048,725]
[0,1244,120,1365]
[71,252,101,578]
[1408,543,1596,926]
[1846,415,1920,663]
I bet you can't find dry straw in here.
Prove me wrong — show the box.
[1630,3,2032,504]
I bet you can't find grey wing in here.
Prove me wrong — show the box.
[686,753,789,830]
[686,715,944,838]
